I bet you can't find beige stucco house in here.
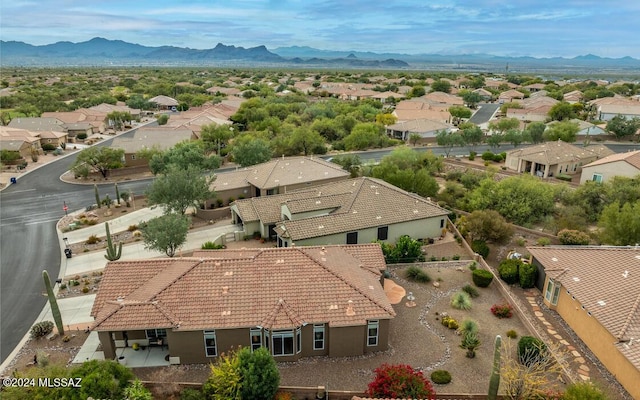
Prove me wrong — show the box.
[579,150,640,184]
[231,177,450,246]
[529,246,640,400]
[203,156,350,209]
[385,119,453,141]
[91,244,395,364]
[111,127,196,168]
[505,140,613,178]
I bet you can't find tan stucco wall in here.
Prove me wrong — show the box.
[580,162,640,184]
[292,217,445,246]
[98,331,116,360]
[212,187,250,207]
[329,325,365,357]
[554,289,640,399]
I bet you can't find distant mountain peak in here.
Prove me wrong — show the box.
[346,53,357,59]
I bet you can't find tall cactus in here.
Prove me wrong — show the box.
[104,222,122,261]
[115,183,121,205]
[488,334,502,400]
[43,270,64,335]
[94,183,101,209]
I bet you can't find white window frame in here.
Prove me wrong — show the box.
[313,324,325,350]
[592,173,603,183]
[146,328,167,338]
[204,330,217,357]
[271,330,294,356]
[367,320,379,347]
[250,328,262,352]
[296,328,302,354]
[545,279,561,305]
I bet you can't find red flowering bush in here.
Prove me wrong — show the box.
[491,303,513,318]
[366,363,435,399]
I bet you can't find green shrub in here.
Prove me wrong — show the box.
[562,382,609,400]
[468,151,476,161]
[127,225,138,232]
[518,336,547,366]
[471,240,489,258]
[430,370,452,384]
[556,173,572,182]
[42,143,57,151]
[201,241,225,250]
[451,291,472,310]
[452,254,461,260]
[519,262,537,288]
[405,265,431,283]
[492,153,504,162]
[481,151,495,161]
[30,321,54,338]
[468,261,477,271]
[76,132,88,140]
[459,318,479,335]
[558,229,591,245]
[516,237,527,246]
[506,329,518,339]
[462,284,480,298]
[472,269,494,287]
[536,237,551,246]
[498,259,521,284]
[180,388,206,400]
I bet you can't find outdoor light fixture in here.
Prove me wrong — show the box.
[406,292,416,308]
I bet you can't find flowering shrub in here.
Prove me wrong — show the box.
[491,303,513,318]
[366,363,435,399]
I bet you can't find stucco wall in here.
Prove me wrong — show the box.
[554,289,640,399]
[580,162,640,184]
[328,326,365,357]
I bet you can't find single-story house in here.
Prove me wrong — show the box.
[504,140,614,178]
[38,130,68,147]
[528,246,640,400]
[203,156,350,209]
[507,106,552,122]
[579,150,640,184]
[597,103,640,121]
[385,119,453,141]
[148,95,179,110]
[231,177,450,246]
[546,119,607,138]
[91,244,395,364]
[472,88,493,101]
[8,117,65,132]
[111,127,196,167]
[498,89,525,103]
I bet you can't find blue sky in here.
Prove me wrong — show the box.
[1,0,639,58]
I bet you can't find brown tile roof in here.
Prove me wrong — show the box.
[111,128,195,153]
[528,246,640,368]
[212,156,349,192]
[91,245,394,332]
[506,141,614,165]
[582,150,640,170]
[234,177,449,241]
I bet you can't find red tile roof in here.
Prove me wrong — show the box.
[92,245,395,332]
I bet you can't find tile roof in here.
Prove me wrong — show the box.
[91,245,395,332]
[212,156,349,192]
[528,246,640,369]
[148,95,179,106]
[233,177,449,241]
[111,128,194,153]
[386,119,453,134]
[582,150,640,170]
[506,141,614,165]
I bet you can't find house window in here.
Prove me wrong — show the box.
[204,330,217,357]
[313,324,325,350]
[296,328,301,354]
[377,226,388,241]
[146,328,166,338]
[266,188,275,195]
[545,280,561,306]
[367,320,379,346]
[272,330,294,356]
[131,154,136,160]
[346,232,358,244]
[440,219,445,228]
[250,328,262,352]
[592,174,603,183]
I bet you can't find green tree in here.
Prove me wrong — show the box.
[156,114,169,125]
[71,147,125,178]
[70,359,135,400]
[548,101,576,121]
[409,132,422,146]
[149,141,221,175]
[408,85,426,98]
[123,379,153,400]
[238,347,280,400]
[524,121,546,144]
[488,118,520,135]
[459,210,513,244]
[436,130,465,157]
[375,113,398,126]
[500,102,523,115]
[606,115,640,139]
[370,147,440,197]
[231,138,272,167]
[449,105,472,125]
[379,235,426,263]
[331,153,362,177]
[201,123,235,155]
[431,79,451,93]
[140,213,190,257]
[504,129,524,147]
[460,123,484,151]
[105,111,132,130]
[544,121,579,142]
[288,126,326,156]
[461,91,483,108]
[486,132,504,149]
[126,95,152,110]
[146,164,215,215]
[598,201,640,245]
[343,122,386,150]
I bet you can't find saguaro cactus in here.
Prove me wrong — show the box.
[43,270,64,335]
[94,183,101,209]
[488,334,502,400]
[115,183,121,205]
[104,222,122,261]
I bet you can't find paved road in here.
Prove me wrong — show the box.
[469,103,501,125]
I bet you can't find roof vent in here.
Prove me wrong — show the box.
[224,271,233,276]
[346,300,355,316]
[572,277,580,282]
[316,200,321,204]
[329,304,338,310]
[597,300,606,306]
[352,210,358,214]
[321,246,325,251]
[622,270,629,278]
[324,171,328,175]
[551,257,558,262]
[116,297,124,302]
[222,286,229,294]
[413,210,419,214]
[376,216,381,220]
[318,225,324,229]
[221,310,231,316]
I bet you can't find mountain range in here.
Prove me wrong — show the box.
[1,37,639,73]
